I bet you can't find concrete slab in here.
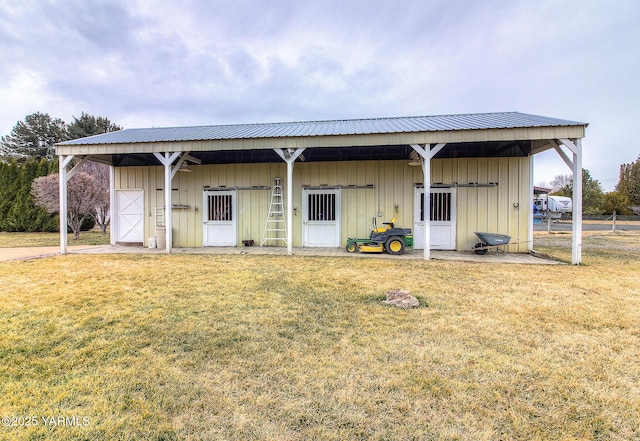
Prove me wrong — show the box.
[64,244,562,264]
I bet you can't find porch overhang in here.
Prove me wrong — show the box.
[56,125,586,158]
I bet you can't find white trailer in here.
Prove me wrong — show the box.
[534,194,572,219]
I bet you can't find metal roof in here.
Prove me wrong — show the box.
[57,112,586,146]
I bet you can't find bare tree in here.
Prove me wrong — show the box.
[81,162,110,233]
[549,174,572,193]
[31,172,104,239]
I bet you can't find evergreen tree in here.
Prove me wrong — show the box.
[5,159,39,231]
[0,159,59,231]
[0,160,20,230]
[0,112,68,160]
[602,191,634,216]
[67,112,122,139]
[616,155,640,208]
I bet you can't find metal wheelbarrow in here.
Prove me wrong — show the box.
[473,232,511,255]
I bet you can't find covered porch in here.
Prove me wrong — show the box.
[55,112,587,263]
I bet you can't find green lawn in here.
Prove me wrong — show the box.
[0,230,110,247]
[0,233,638,440]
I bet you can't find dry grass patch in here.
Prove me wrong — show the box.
[0,235,639,440]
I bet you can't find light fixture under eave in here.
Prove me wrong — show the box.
[408,149,422,166]
[178,163,192,172]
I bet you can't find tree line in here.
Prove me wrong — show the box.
[0,112,120,235]
[1,112,121,161]
[1,112,638,236]
[0,158,60,232]
[548,161,640,216]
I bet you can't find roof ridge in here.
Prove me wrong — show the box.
[57,111,587,146]
[122,111,523,131]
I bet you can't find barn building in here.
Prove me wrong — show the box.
[55,112,587,263]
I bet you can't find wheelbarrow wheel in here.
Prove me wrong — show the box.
[473,242,488,255]
[345,241,358,253]
[385,236,405,255]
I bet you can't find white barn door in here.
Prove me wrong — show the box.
[302,188,341,247]
[116,189,144,243]
[203,190,237,246]
[414,187,456,250]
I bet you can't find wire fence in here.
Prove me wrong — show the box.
[534,213,640,232]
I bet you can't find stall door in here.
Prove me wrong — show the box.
[203,190,237,246]
[413,187,456,250]
[302,188,341,247]
[116,190,144,243]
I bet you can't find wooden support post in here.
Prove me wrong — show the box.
[410,143,446,260]
[275,148,305,255]
[558,138,583,264]
[153,152,181,253]
[59,155,73,254]
[164,155,172,253]
[109,165,116,246]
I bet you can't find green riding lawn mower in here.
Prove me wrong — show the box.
[345,217,413,255]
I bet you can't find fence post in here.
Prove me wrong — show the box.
[612,210,617,233]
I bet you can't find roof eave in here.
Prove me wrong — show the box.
[55,125,587,156]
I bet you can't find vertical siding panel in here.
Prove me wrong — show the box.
[153,167,163,245]
[487,159,499,233]
[455,158,468,250]
[431,159,443,184]
[292,165,302,247]
[518,157,531,252]
[508,157,521,251]
[464,158,480,239]
[380,161,389,221]
[477,158,489,235]
[351,162,378,239]
[497,157,511,239]
[171,171,185,246]
[392,162,406,225]
[443,158,454,185]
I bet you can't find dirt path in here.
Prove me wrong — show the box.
[0,246,103,261]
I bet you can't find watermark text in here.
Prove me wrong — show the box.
[2,415,91,428]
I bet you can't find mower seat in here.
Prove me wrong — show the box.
[373,217,396,233]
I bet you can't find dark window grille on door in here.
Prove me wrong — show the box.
[207,194,232,221]
[308,193,336,221]
[420,191,451,222]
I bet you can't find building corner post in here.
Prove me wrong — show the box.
[572,139,583,265]
[528,155,534,252]
[109,165,116,246]
[164,153,172,254]
[59,156,69,254]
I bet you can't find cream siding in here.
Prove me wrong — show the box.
[114,157,531,252]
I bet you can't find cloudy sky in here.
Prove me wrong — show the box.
[1,0,638,190]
